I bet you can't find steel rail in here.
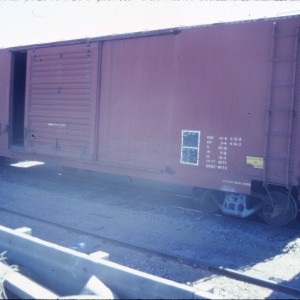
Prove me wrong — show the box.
[0,206,300,298]
[171,204,300,235]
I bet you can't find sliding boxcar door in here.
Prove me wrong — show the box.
[25,43,99,161]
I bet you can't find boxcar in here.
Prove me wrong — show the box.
[0,15,299,226]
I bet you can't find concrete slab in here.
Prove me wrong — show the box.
[0,225,212,299]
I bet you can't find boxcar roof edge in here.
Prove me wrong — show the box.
[2,14,300,51]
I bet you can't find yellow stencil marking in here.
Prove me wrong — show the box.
[246,156,264,169]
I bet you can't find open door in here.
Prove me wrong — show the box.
[10,51,27,147]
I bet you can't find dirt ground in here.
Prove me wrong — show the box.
[0,157,299,299]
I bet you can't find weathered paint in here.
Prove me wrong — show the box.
[0,16,300,194]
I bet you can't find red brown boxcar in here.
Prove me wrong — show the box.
[0,16,300,226]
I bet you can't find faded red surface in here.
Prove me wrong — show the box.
[0,16,300,195]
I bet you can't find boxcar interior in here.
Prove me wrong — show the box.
[10,51,27,147]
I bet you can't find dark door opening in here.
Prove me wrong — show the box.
[11,52,27,147]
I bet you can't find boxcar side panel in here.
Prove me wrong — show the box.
[97,20,280,194]
[1,16,299,196]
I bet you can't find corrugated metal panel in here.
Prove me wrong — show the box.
[25,43,99,160]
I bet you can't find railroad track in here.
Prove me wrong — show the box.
[171,203,300,235]
[0,206,299,298]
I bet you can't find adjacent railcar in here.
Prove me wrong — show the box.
[0,16,300,226]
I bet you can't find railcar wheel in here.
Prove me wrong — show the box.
[258,190,298,227]
[192,188,219,214]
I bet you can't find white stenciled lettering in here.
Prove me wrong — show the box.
[206,164,216,169]
[48,123,66,127]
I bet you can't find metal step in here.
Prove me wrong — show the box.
[264,156,289,162]
[267,109,294,113]
[273,33,298,37]
[269,82,295,87]
[265,132,292,137]
[271,58,297,62]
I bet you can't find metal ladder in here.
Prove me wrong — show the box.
[263,22,299,188]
